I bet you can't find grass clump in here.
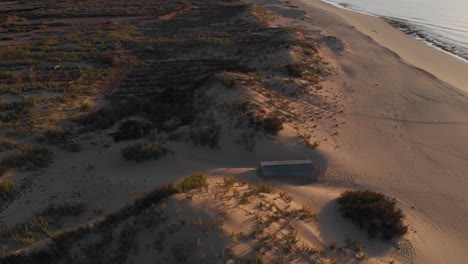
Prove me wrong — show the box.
[223,177,237,191]
[39,201,87,227]
[263,115,283,135]
[0,180,15,200]
[2,217,50,245]
[112,120,152,142]
[121,142,167,162]
[337,190,408,240]
[249,182,273,195]
[2,147,52,169]
[177,173,208,192]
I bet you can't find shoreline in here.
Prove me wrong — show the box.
[309,0,468,93]
[319,0,468,63]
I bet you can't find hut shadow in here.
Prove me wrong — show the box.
[318,201,398,257]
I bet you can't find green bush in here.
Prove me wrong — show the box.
[0,180,15,200]
[121,142,167,162]
[177,173,208,192]
[336,190,408,240]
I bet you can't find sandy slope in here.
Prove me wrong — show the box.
[257,0,468,263]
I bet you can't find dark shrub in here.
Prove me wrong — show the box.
[2,147,52,168]
[263,115,283,135]
[0,180,15,200]
[284,64,304,77]
[112,120,152,142]
[336,190,408,240]
[189,122,221,149]
[39,201,87,227]
[121,142,167,162]
[0,166,8,177]
[77,106,122,130]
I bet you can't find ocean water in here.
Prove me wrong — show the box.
[320,0,468,61]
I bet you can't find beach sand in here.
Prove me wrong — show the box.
[265,0,468,263]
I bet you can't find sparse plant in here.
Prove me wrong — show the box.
[240,193,250,205]
[262,115,283,135]
[223,177,237,191]
[2,147,52,169]
[249,183,274,195]
[113,120,152,142]
[39,201,87,227]
[177,173,209,192]
[0,180,15,200]
[121,141,167,162]
[345,238,364,252]
[79,102,91,112]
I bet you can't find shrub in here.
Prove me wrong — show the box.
[263,116,283,135]
[2,147,52,168]
[121,142,167,162]
[112,120,152,142]
[3,216,50,245]
[284,64,304,78]
[223,177,237,191]
[240,193,250,205]
[0,180,15,200]
[189,122,221,149]
[177,173,208,192]
[336,190,408,240]
[39,201,87,227]
[0,167,8,177]
[79,103,91,112]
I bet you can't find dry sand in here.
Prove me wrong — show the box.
[264,0,468,263]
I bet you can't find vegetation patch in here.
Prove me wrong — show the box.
[2,147,52,169]
[0,180,15,201]
[177,173,209,193]
[336,190,408,240]
[39,202,87,228]
[112,120,152,142]
[121,141,167,162]
[262,115,283,135]
[249,182,274,195]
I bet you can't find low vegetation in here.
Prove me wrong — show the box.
[0,176,210,263]
[337,190,408,240]
[262,115,284,135]
[249,182,274,195]
[121,141,167,162]
[2,147,52,169]
[177,173,208,192]
[0,180,15,201]
[112,120,152,142]
[39,202,87,228]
